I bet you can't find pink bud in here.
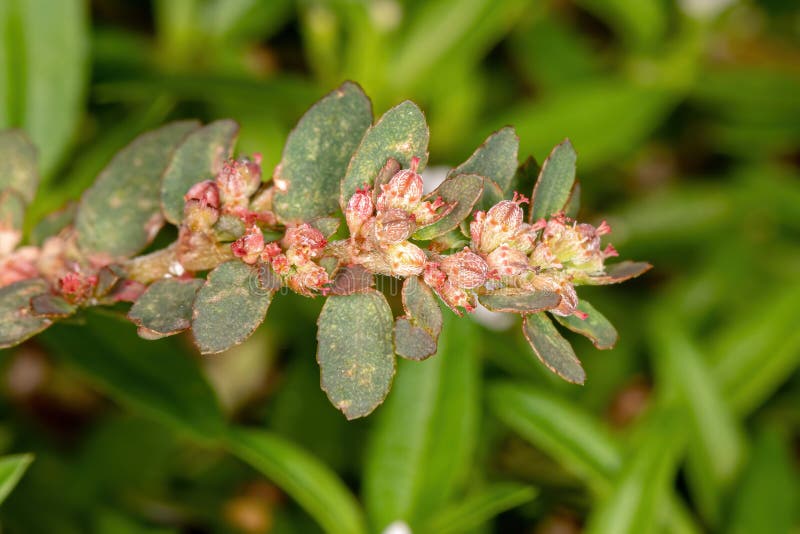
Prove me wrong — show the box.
[184,180,220,209]
[231,225,265,264]
[183,199,220,232]
[486,245,529,278]
[284,224,327,258]
[216,156,263,210]
[376,164,424,212]
[440,248,488,289]
[373,208,415,244]
[345,186,374,237]
[286,262,330,297]
[423,262,447,289]
[384,242,426,277]
[59,271,97,303]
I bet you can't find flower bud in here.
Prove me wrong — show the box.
[59,271,97,303]
[373,208,415,244]
[217,156,263,211]
[479,199,524,252]
[184,199,220,232]
[286,262,330,296]
[437,281,476,314]
[283,224,327,258]
[231,225,265,264]
[345,186,374,237]
[423,262,446,289]
[0,247,39,287]
[486,244,529,278]
[529,273,579,317]
[184,180,220,209]
[384,241,426,277]
[376,157,423,212]
[440,248,488,289]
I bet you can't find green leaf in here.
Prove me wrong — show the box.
[161,119,239,225]
[0,0,88,175]
[76,121,200,258]
[0,278,51,348]
[530,139,577,220]
[128,278,204,339]
[649,312,745,525]
[585,408,686,534]
[28,202,75,246]
[394,319,437,361]
[584,261,652,285]
[487,381,620,495]
[0,453,34,505]
[316,290,395,419]
[340,101,429,209]
[40,311,226,443]
[523,313,585,383]
[226,427,366,534]
[554,300,617,349]
[412,173,483,240]
[451,127,519,193]
[419,483,537,534]
[30,294,76,318]
[478,291,561,314]
[191,261,272,354]
[0,130,38,202]
[401,276,442,336]
[273,82,372,222]
[0,188,25,236]
[364,316,480,530]
[726,429,798,534]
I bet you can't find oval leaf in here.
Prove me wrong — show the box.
[0,189,26,253]
[129,278,204,339]
[0,278,52,348]
[274,82,373,222]
[76,121,200,258]
[340,101,429,209]
[30,294,76,318]
[479,291,561,314]
[530,139,577,220]
[394,318,437,361]
[192,261,272,354]
[554,299,618,349]
[402,276,442,336]
[0,130,39,203]
[413,173,483,240]
[585,261,652,285]
[316,291,395,419]
[450,127,519,193]
[522,312,585,384]
[161,120,239,224]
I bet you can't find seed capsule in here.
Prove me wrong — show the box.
[231,225,265,264]
[440,248,488,289]
[373,208,415,244]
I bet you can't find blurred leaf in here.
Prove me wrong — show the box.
[75,121,199,258]
[340,101,429,209]
[554,300,617,349]
[226,427,366,534]
[0,0,88,175]
[161,120,238,225]
[711,283,800,415]
[419,482,537,534]
[203,0,293,43]
[0,189,26,234]
[364,315,480,530]
[28,202,76,245]
[574,0,666,50]
[412,173,483,240]
[0,130,38,203]
[585,408,686,534]
[0,278,51,349]
[522,313,586,384]
[30,294,76,318]
[649,311,745,525]
[0,454,33,505]
[583,261,652,285]
[488,381,620,495]
[493,79,676,172]
[191,261,272,354]
[274,82,372,223]
[41,311,226,443]
[128,278,203,339]
[530,139,576,220]
[450,127,519,193]
[395,277,442,361]
[317,290,395,420]
[478,291,560,314]
[726,428,799,534]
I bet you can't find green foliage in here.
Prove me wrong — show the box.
[128,278,204,339]
[530,139,577,220]
[75,121,199,257]
[522,313,586,385]
[274,82,372,222]
[0,278,51,348]
[0,454,33,505]
[191,261,272,354]
[411,173,483,240]
[317,291,395,420]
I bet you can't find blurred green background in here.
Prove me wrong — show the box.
[1,0,799,532]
